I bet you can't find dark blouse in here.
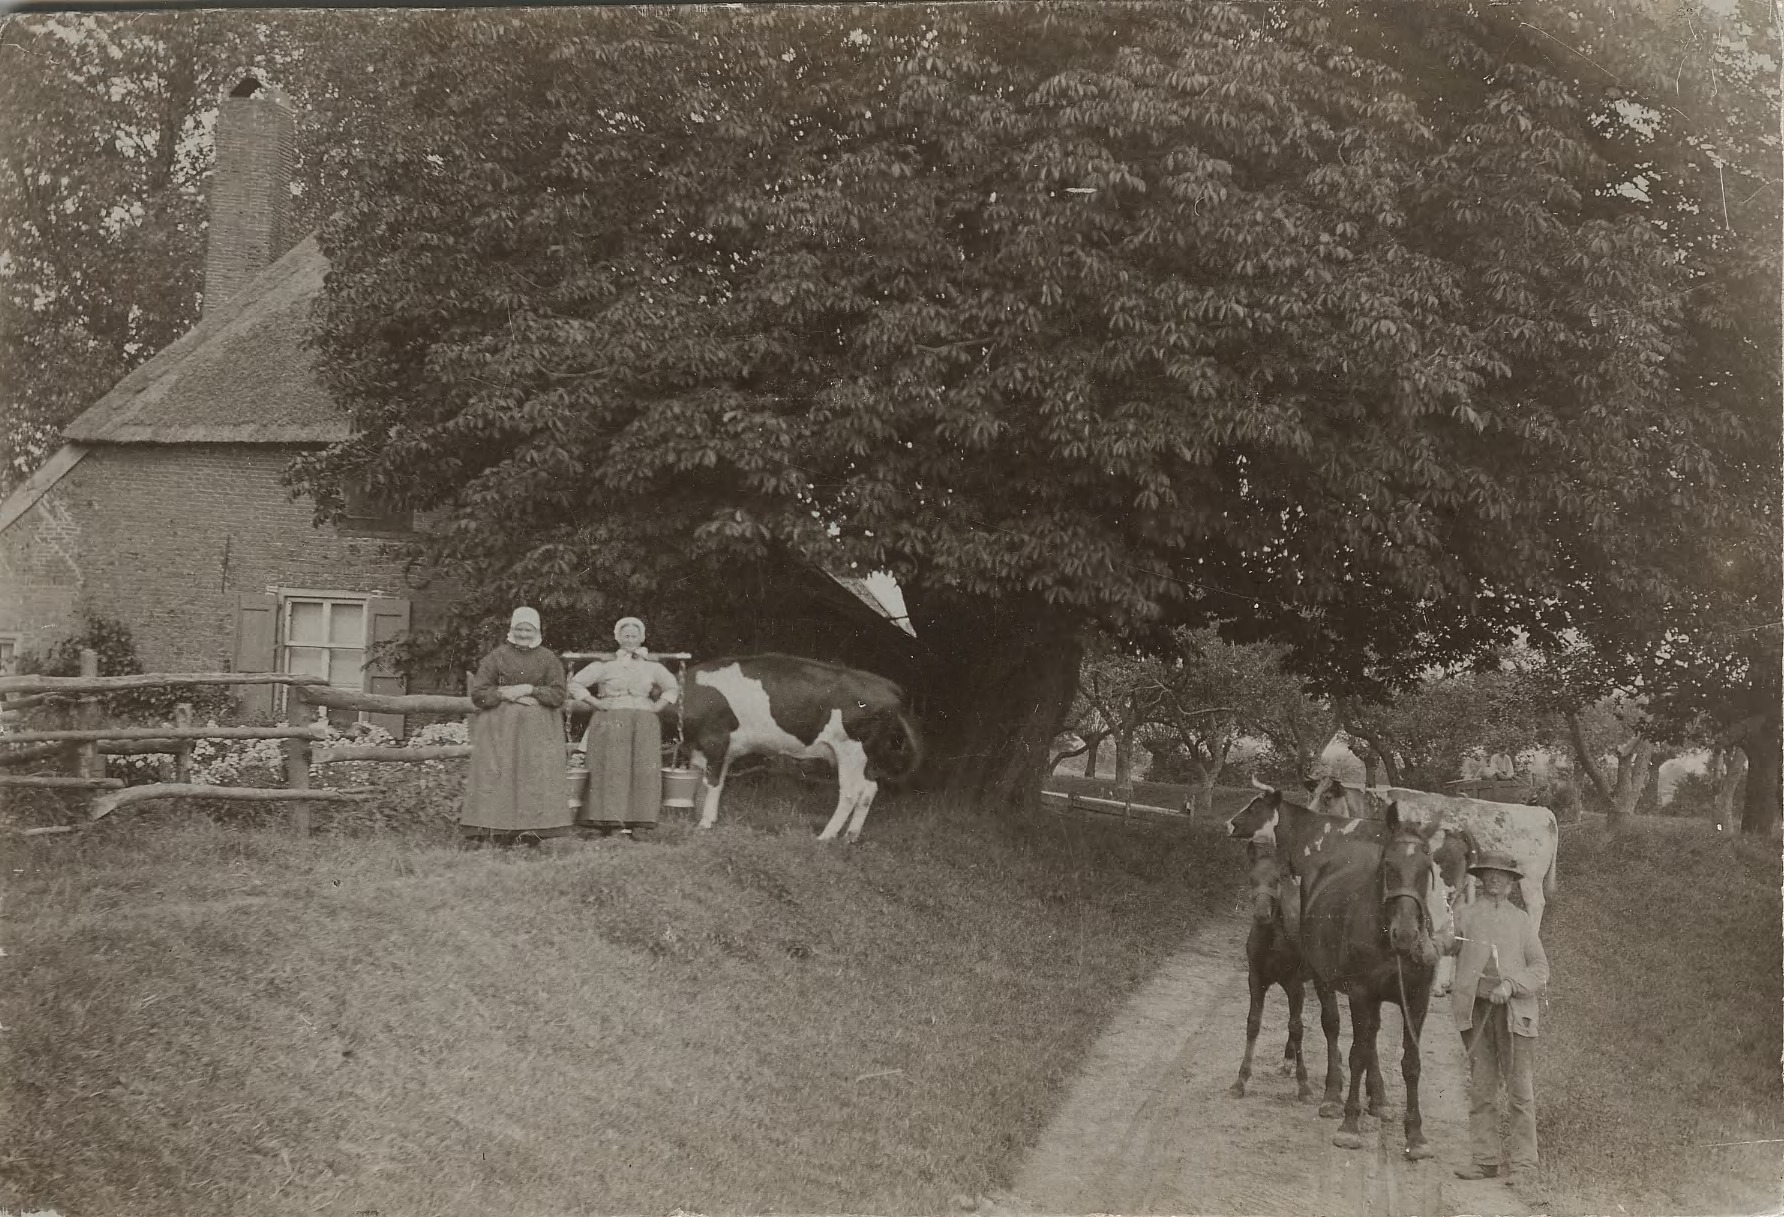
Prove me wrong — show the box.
[468,643,568,711]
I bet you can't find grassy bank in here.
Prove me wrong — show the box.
[0,776,1242,1217]
[1525,817,1782,1216]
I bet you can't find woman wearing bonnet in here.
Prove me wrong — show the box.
[570,616,679,837]
[461,606,573,846]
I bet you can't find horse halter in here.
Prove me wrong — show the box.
[1380,834,1435,936]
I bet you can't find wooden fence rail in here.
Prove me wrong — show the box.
[0,672,329,695]
[4,653,471,836]
[4,726,329,744]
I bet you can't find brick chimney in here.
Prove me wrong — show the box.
[202,74,296,316]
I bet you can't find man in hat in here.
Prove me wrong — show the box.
[1439,850,1550,1180]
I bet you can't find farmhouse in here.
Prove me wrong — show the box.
[0,76,916,734]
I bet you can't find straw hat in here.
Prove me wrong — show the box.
[1467,850,1524,880]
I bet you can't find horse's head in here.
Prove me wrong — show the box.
[1226,777,1285,846]
[1246,848,1283,926]
[1380,801,1448,967]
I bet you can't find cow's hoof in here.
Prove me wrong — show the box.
[1229,1081,1246,1098]
[1332,1130,1367,1150]
[1318,1101,1344,1119]
[1404,1142,1434,1161]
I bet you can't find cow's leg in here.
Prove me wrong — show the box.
[1283,974,1312,1100]
[1231,942,1268,1097]
[1313,975,1346,1117]
[1333,993,1376,1148]
[1520,874,1545,932]
[697,753,733,830]
[1401,987,1433,1159]
[843,779,878,840]
[818,742,871,842]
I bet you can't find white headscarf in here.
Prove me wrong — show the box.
[611,616,648,661]
[507,606,542,649]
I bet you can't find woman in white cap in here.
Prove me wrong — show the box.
[569,616,679,837]
[462,606,573,846]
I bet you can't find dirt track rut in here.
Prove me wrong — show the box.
[1002,914,1533,1216]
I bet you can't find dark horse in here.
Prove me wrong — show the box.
[1230,843,1313,1101]
[1226,782,1461,1158]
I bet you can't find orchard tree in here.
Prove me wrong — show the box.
[1050,688,1113,776]
[295,2,1765,812]
[1071,644,1164,786]
[1138,626,1287,815]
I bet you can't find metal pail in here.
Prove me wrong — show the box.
[567,766,590,814]
[661,766,702,810]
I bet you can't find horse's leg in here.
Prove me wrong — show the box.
[1284,974,1312,1101]
[1231,944,1267,1097]
[1402,982,1434,1160]
[1366,1046,1389,1118]
[1314,975,1346,1118]
[1333,992,1374,1148]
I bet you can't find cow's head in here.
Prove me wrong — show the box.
[862,707,924,785]
[1226,777,1284,845]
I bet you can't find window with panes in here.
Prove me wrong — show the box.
[281,598,367,725]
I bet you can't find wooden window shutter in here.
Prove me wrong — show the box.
[233,593,279,720]
[365,598,411,739]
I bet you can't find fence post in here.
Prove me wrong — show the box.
[173,703,193,783]
[285,735,312,835]
[77,649,103,780]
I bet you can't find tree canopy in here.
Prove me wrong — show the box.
[10,0,1752,815]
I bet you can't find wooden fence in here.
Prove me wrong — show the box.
[0,649,478,835]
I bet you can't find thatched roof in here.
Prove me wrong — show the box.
[62,234,344,445]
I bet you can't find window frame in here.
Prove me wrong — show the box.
[274,591,372,723]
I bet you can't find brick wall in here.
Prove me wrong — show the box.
[0,444,442,680]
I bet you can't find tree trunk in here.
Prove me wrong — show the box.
[906,596,1083,815]
[1714,748,1747,832]
[1609,737,1653,824]
[1191,735,1232,817]
[1740,720,1780,835]
[1350,727,1400,788]
[1113,728,1133,785]
[1083,733,1105,779]
[1567,709,1615,808]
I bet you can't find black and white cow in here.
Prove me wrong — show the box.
[676,654,924,841]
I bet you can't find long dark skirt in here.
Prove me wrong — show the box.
[580,708,661,829]
[461,702,573,841]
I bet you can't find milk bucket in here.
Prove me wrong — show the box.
[661,767,702,811]
[566,766,590,815]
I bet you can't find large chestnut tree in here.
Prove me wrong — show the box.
[295,2,1776,818]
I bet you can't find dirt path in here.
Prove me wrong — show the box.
[999,913,1534,1216]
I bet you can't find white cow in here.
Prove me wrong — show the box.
[1308,778,1560,995]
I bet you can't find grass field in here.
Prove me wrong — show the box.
[0,774,1244,1217]
[1523,817,1783,1217]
